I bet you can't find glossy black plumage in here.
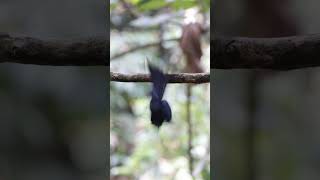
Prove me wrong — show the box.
[148,64,172,127]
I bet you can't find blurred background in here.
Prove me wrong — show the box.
[213,0,320,180]
[110,0,210,179]
[0,0,106,180]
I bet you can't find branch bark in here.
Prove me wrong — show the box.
[4,33,320,70]
[213,35,320,70]
[0,33,107,66]
[111,72,210,83]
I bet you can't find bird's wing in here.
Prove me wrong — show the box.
[148,64,167,99]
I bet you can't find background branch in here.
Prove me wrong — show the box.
[111,38,179,60]
[111,72,210,83]
[186,85,194,177]
[213,35,320,70]
[0,33,107,66]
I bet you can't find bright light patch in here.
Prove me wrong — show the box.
[183,8,199,24]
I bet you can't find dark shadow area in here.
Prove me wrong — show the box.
[213,0,320,180]
[0,1,107,179]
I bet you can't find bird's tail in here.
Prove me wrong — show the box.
[161,100,172,122]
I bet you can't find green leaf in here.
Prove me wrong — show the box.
[128,0,141,5]
[170,0,197,10]
[137,0,167,11]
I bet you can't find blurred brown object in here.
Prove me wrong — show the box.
[246,0,298,37]
[180,22,204,73]
[244,1,298,180]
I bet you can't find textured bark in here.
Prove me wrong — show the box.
[4,34,320,71]
[0,33,107,66]
[111,72,209,83]
[213,35,320,70]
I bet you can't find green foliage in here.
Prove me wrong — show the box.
[110,0,210,179]
[137,0,167,11]
[170,0,198,10]
[111,0,210,12]
[201,167,210,180]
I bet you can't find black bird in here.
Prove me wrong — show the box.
[148,64,172,127]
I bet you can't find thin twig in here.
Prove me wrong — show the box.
[111,38,179,60]
[110,72,210,83]
[186,85,194,178]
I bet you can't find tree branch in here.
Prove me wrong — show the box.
[186,85,194,176]
[213,35,320,70]
[110,72,209,83]
[5,33,320,70]
[0,33,107,66]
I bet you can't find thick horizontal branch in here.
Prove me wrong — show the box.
[0,33,107,66]
[5,33,320,70]
[213,34,320,70]
[111,72,209,83]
